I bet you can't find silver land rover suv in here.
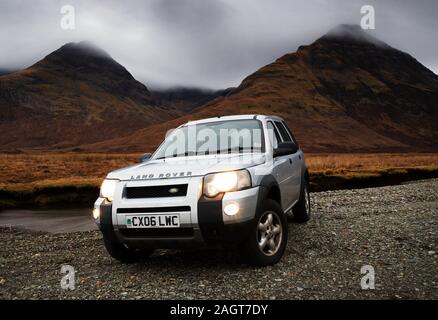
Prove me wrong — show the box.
[93,115,310,266]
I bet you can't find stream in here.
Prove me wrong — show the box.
[0,208,97,233]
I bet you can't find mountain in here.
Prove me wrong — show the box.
[84,24,438,153]
[151,87,233,113]
[0,41,177,151]
[0,69,16,76]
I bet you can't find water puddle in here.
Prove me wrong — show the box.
[0,208,97,233]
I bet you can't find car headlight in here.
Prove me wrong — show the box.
[100,179,118,202]
[203,170,251,198]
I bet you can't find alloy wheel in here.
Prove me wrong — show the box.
[257,211,283,256]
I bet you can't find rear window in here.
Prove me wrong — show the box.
[274,121,292,142]
[275,121,299,147]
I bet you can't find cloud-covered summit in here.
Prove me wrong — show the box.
[0,0,437,89]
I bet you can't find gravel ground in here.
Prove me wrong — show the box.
[1,179,437,299]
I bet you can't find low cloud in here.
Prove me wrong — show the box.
[0,0,437,89]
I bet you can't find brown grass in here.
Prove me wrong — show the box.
[1,153,437,195]
[0,153,138,190]
[306,153,438,176]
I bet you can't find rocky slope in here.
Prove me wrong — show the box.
[86,25,438,153]
[0,41,176,151]
[151,87,233,113]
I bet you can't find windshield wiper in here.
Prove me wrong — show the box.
[216,146,256,154]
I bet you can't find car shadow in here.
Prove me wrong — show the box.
[119,222,310,271]
[137,246,248,270]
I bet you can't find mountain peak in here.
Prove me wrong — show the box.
[0,41,170,151]
[319,24,391,48]
[56,41,112,60]
[33,41,134,80]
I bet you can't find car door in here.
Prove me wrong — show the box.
[274,121,302,207]
[267,121,295,210]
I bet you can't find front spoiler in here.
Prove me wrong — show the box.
[96,204,254,249]
[94,187,259,249]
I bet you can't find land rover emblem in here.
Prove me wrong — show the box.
[169,187,179,194]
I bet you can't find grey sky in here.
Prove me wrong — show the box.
[0,0,437,89]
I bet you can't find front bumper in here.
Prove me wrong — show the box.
[94,180,260,249]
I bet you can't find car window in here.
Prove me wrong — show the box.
[267,121,280,149]
[274,121,292,142]
[281,121,299,147]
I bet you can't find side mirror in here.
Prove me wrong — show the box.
[273,142,298,157]
[139,153,152,163]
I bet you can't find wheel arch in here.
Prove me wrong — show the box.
[256,174,283,214]
[304,168,309,183]
[266,185,281,205]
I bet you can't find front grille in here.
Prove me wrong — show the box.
[119,228,194,238]
[117,206,190,214]
[125,184,188,199]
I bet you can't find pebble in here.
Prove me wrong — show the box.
[1,179,437,299]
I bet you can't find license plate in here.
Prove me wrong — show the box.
[125,214,180,228]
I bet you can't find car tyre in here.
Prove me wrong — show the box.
[241,199,288,266]
[291,179,311,223]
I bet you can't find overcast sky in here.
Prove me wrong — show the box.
[1,0,437,89]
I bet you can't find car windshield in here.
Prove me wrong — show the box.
[152,119,265,160]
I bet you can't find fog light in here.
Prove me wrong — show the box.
[92,208,100,220]
[224,202,239,216]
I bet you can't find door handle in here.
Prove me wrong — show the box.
[289,158,292,164]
